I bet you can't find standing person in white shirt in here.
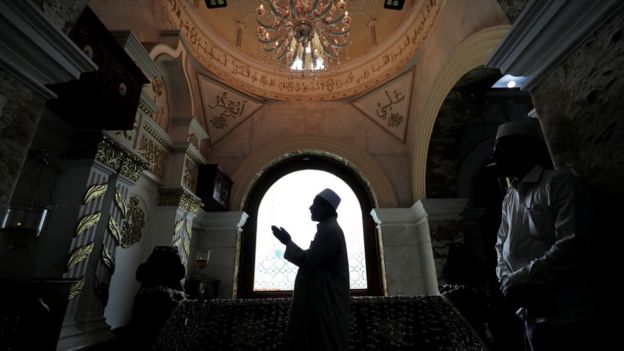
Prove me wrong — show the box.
[492,120,598,351]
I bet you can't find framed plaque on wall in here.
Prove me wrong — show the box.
[196,164,232,211]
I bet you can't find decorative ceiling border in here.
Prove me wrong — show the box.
[161,0,445,101]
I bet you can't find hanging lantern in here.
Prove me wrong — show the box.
[0,206,49,249]
[0,149,53,249]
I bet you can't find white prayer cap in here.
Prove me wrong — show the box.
[496,120,545,142]
[317,188,341,210]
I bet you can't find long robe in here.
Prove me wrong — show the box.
[283,217,351,351]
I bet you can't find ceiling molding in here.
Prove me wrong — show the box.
[160,0,446,101]
[487,0,624,90]
[0,0,96,99]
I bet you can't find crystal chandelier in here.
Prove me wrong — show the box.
[256,0,351,73]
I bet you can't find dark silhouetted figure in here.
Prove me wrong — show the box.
[441,242,493,347]
[492,120,598,351]
[130,246,186,350]
[271,188,350,351]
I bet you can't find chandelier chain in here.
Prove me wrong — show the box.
[256,0,351,75]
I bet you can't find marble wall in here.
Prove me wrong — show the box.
[531,10,624,197]
[205,100,412,207]
[89,0,171,43]
[29,0,89,33]
[428,219,463,283]
[529,8,624,326]
[0,69,46,209]
[495,0,529,23]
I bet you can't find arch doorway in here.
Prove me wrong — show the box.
[238,154,383,298]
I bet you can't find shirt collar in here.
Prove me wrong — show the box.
[509,165,544,188]
[519,165,545,184]
[317,217,337,231]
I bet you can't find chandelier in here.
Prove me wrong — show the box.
[256,0,351,73]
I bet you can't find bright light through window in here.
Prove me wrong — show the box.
[253,170,368,291]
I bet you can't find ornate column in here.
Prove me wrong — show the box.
[155,188,203,267]
[371,201,438,296]
[0,0,95,209]
[166,116,209,193]
[108,30,206,270]
[56,135,146,350]
[192,210,248,299]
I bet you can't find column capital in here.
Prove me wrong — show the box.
[158,187,203,215]
[370,200,428,226]
[370,201,439,295]
[420,198,468,221]
[194,210,248,231]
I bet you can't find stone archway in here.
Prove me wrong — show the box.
[230,136,398,210]
[411,25,510,200]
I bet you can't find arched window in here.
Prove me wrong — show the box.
[254,170,367,290]
[238,155,383,298]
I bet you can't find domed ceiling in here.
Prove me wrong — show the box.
[163,0,445,101]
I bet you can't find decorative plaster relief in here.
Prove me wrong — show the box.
[352,69,414,142]
[188,133,200,150]
[183,156,198,192]
[161,0,444,101]
[152,76,170,129]
[86,135,147,181]
[197,73,263,145]
[68,279,84,300]
[114,190,127,217]
[120,195,145,247]
[82,183,107,205]
[66,242,94,272]
[172,216,192,264]
[75,212,101,237]
[108,217,122,245]
[159,187,203,215]
[101,245,114,273]
[139,132,168,180]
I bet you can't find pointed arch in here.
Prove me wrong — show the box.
[237,153,384,298]
[149,37,195,127]
[411,25,510,200]
[230,136,398,211]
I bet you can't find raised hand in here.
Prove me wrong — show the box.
[271,225,291,245]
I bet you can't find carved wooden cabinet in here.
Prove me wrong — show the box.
[196,164,233,211]
[46,7,148,130]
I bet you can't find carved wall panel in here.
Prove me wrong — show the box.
[63,165,111,316]
[120,195,145,247]
[138,129,168,180]
[183,156,198,192]
[352,69,414,142]
[151,76,170,130]
[197,73,263,145]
